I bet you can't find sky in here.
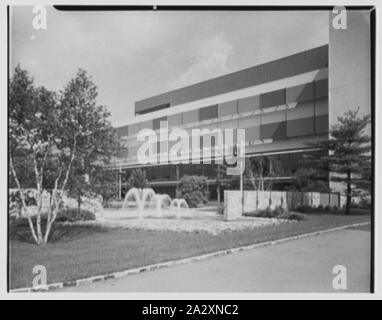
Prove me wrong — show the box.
[10,7,329,125]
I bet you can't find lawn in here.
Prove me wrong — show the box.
[9,211,371,290]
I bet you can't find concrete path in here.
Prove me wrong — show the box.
[59,227,371,292]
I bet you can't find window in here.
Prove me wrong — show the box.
[286,101,314,137]
[117,125,129,137]
[245,126,260,142]
[199,105,218,121]
[287,117,314,137]
[153,116,167,130]
[315,79,328,98]
[182,109,199,124]
[238,95,260,113]
[260,88,286,108]
[260,122,286,140]
[139,120,153,130]
[128,123,139,135]
[218,100,237,117]
[315,114,328,134]
[239,114,260,129]
[168,113,182,128]
[286,82,314,103]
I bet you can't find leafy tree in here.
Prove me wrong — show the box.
[289,167,329,192]
[308,108,371,215]
[91,168,119,206]
[215,164,228,205]
[244,156,285,191]
[176,175,209,208]
[9,66,116,244]
[127,168,148,189]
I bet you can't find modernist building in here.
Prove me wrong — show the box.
[113,45,330,198]
[110,11,371,200]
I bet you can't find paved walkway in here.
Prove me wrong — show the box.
[59,227,371,292]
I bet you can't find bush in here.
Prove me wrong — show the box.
[176,175,209,208]
[295,205,316,213]
[56,208,96,222]
[217,204,225,215]
[278,212,305,221]
[127,168,148,189]
[244,206,304,221]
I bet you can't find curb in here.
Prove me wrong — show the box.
[10,221,370,293]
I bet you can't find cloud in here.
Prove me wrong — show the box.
[167,33,233,89]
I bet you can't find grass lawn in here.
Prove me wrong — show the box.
[9,211,371,290]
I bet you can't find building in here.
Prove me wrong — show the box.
[111,11,371,200]
[113,44,330,198]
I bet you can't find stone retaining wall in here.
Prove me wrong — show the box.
[224,190,341,221]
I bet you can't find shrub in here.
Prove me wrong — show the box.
[176,175,209,208]
[278,212,305,221]
[295,205,316,213]
[243,206,304,221]
[127,168,148,189]
[56,208,96,222]
[217,204,225,215]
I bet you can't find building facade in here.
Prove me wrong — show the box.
[113,44,330,198]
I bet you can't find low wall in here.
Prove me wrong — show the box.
[224,190,342,221]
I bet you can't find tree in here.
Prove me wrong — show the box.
[244,156,285,191]
[9,66,116,244]
[290,167,329,192]
[176,175,209,208]
[92,168,119,206]
[215,164,228,205]
[307,108,371,215]
[127,168,148,189]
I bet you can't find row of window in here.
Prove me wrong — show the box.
[117,150,328,182]
[118,79,328,137]
[118,113,328,159]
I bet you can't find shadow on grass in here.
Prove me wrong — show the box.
[9,217,109,244]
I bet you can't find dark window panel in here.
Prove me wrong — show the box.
[260,121,287,140]
[199,105,218,121]
[116,125,129,138]
[260,89,286,109]
[286,100,314,121]
[286,82,314,103]
[136,103,170,115]
[315,79,328,98]
[315,97,329,116]
[238,95,260,113]
[153,116,167,130]
[287,117,315,137]
[315,114,329,134]
[245,126,260,141]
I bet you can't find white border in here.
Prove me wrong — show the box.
[0,0,380,300]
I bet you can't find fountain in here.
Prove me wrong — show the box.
[123,187,156,219]
[152,194,172,216]
[122,187,189,219]
[170,198,189,219]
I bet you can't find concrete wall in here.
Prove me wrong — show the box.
[224,190,341,221]
[329,10,372,193]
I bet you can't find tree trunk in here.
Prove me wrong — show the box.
[10,156,40,244]
[77,193,82,214]
[345,171,352,215]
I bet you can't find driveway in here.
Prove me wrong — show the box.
[58,226,371,292]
